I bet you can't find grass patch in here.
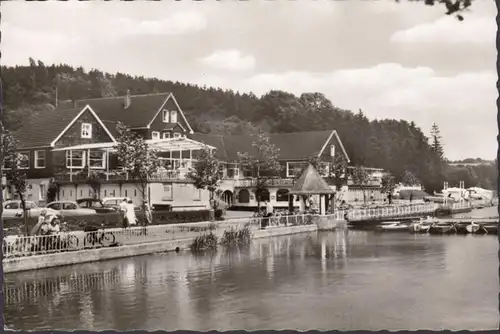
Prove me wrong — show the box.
[190,231,218,253]
[220,224,252,247]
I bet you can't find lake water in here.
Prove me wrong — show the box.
[4,207,499,331]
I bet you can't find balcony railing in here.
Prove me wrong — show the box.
[233,178,295,188]
[54,169,187,182]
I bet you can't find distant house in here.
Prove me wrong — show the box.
[6,91,358,211]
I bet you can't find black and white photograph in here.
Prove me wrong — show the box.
[0,0,498,331]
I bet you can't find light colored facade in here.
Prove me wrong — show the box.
[6,91,371,211]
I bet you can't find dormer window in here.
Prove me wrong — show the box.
[81,123,92,138]
[162,109,169,123]
[152,131,160,140]
[170,110,177,123]
[162,132,170,139]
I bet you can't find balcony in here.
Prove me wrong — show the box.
[233,178,295,188]
[54,169,188,183]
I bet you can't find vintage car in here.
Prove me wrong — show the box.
[76,198,117,214]
[45,201,97,217]
[2,200,60,219]
[102,197,141,211]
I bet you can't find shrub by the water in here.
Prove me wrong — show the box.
[220,225,252,247]
[190,231,218,253]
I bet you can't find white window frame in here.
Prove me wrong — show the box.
[286,162,307,178]
[173,132,181,139]
[226,163,240,179]
[81,123,92,139]
[162,109,170,123]
[18,151,30,169]
[170,110,178,123]
[66,150,86,168]
[39,184,46,200]
[330,144,335,157]
[162,132,170,139]
[163,184,173,201]
[88,151,106,169]
[34,150,46,169]
[152,131,160,140]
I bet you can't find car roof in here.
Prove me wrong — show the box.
[5,200,35,204]
[102,197,130,201]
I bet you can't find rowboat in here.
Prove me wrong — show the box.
[465,222,481,234]
[481,223,498,235]
[454,221,471,234]
[428,222,456,235]
[408,221,433,233]
[376,221,410,232]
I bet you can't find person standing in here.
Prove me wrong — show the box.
[120,198,128,228]
[126,199,138,226]
[143,199,152,226]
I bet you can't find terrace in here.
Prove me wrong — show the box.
[52,137,215,183]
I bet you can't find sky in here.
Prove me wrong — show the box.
[2,0,497,161]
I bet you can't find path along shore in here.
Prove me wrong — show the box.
[3,214,346,273]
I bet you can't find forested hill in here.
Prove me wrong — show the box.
[1,61,496,192]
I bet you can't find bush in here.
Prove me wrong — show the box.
[214,209,224,221]
[154,210,211,225]
[220,225,252,247]
[190,231,218,253]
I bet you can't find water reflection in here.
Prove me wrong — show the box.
[5,230,498,331]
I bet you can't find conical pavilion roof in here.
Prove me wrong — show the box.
[290,164,335,195]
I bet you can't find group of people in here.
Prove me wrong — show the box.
[119,198,152,228]
[34,209,63,236]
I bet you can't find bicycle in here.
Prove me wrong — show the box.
[58,223,80,251]
[84,224,116,248]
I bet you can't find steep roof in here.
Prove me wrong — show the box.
[188,133,228,160]
[73,93,170,128]
[189,130,339,161]
[290,164,335,195]
[12,108,82,148]
[224,130,334,161]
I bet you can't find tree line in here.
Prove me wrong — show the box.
[2,61,496,193]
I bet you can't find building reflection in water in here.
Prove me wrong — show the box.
[4,230,466,331]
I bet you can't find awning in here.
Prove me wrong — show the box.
[51,138,215,152]
[147,137,216,151]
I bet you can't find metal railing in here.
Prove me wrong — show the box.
[2,214,315,259]
[234,178,296,188]
[54,169,187,182]
[344,203,439,221]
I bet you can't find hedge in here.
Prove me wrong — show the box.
[2,209,212,236]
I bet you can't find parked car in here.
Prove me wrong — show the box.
[76,198,117,214]
[2,200,59,219]
[45,201,97,217]
[102,197,141,211]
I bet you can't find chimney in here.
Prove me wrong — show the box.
[124,89,131,109]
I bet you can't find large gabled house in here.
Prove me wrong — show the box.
[190,130,351,209]
[5,91,368,211]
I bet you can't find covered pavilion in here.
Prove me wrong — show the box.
[289,164,335,215]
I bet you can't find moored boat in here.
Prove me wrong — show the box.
[481,223,498,234]
[454,221,471,234]
[465,222,481,234]
[429,222,456,235]
[409,220,434,234]
[376,221,410,232]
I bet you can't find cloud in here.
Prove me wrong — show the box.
[193,64,497,160]
[198,50,256,72]
[111,11,207,36]
[390,16,495,45]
